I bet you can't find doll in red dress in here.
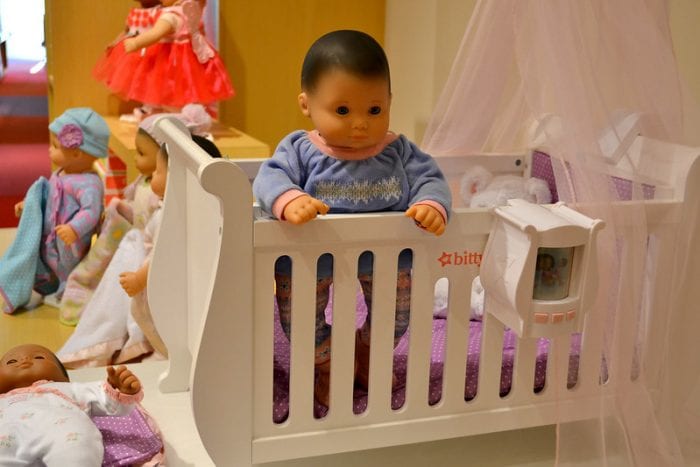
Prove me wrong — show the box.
[93,0,234,115]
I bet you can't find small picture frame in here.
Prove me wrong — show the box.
[533,247,574,300]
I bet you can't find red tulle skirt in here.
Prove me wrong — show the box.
[93,40,235,107]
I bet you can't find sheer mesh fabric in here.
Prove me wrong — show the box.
[423,1,700,465]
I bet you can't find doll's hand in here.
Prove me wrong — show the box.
[123,37,139,54]
[119,269,147,297]
[282,195,330,225]
[107,365,142,395]
[55,224,78,245]
[14,201,24,218]
[116,200,134,224]
[405,204,446,236]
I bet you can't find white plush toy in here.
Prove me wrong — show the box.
[435,165,552,321]
[433,276,484,321]
[460,165,552,208]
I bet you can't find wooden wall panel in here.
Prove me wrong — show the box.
[45,0,133,120]
[218,1,385,150]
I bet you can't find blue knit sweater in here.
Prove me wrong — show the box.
[253,130,451,219]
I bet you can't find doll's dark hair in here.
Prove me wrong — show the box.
[192,134,222,158]
[51,352,70,381]
[301,30,391,93]
[158,134,220,163]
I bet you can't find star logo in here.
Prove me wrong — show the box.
[438,251,452,267]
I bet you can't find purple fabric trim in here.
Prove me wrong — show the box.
[270,290,582,422]
[531,150,655,202]
[93,407,163,466]
[57,123,84,149]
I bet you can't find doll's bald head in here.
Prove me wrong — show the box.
[0,344,69,394]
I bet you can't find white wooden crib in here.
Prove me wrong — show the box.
[114,118,698,466]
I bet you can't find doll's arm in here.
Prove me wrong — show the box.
[119,263,149,297]
[107,365,142,395]
[123,18,175,53]
[14,200,24,218]
[66,178,103,242]
[282,194,330,225]
[116,199,135,224]
[405,204,446,236]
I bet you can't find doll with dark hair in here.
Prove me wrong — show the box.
[0,344,142,465]
[252,30,451,406]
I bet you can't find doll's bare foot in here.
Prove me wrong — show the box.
[314,359,331,407]
[314,339,332,406]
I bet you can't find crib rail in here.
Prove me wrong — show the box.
[250,209,616,463]
[149,119,699,466]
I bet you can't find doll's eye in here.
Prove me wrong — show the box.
[369,106,382,115]
[6,359,16,364]
[34,356,45,360]
[336,106,349,116]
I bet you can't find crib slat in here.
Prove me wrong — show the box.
[609,227,644,387]
[440,274,471,412]
[550,334,573,396]
[253,253,276,434]
[287,253,319,429]
[509,336,537,404]
[641,226,675,390]
[575,296,605,395]
[404,250,437,414]
[364,247,400,418]
[328,251,361,418]
[478,299,507,406]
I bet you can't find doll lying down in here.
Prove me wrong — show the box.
[0,344,164,466]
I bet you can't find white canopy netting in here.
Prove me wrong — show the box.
[423,1,700,465]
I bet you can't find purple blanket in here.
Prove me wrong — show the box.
[271,296,581,422]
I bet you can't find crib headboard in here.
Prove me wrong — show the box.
[150,118,255,461]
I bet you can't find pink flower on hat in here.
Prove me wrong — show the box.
[57,124,84,149]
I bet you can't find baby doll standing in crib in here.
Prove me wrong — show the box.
[93,0,234,117]
[0,344,142,465]
[0,108,109,313]
[253,30,451,406]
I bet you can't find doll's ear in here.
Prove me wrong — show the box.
[298,92,310,117]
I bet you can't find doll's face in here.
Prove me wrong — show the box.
[150,149,167,199]
[0,344,69,394]
[49,132,71,168]
[537,254,554,271]
[49,133,96,174]
[298,69,391,151]
[134,131,159,177]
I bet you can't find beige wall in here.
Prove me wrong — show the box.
[670,0,700,105]
[385,0,475,143]
[386,0,700,144]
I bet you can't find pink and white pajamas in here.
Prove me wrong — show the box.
[0,380,143,466]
